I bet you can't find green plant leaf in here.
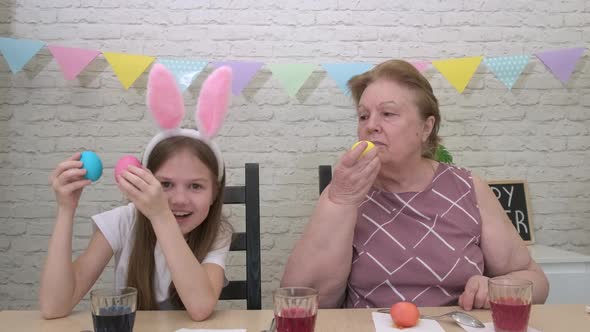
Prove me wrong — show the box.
[435,144,453,164]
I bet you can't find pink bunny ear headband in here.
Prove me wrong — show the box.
[142,63,232,181]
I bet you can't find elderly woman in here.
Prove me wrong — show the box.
[281,59,549,310]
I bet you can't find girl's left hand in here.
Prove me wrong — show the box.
[117,165,170,221]
[458,275,491,310]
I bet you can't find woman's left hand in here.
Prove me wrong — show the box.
[458,275,491,310]
[117,165,170,221]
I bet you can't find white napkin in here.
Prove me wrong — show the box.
[175,329,246,332]
[460,322,541,332]
[372,312,445,332]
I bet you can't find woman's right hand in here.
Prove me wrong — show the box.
[328,142,380,206]
[49,152,92,212]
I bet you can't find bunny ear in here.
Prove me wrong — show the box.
[147,63,185,130]
[196,66,232,138]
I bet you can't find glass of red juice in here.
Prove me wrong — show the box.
[273,287,318,332]
[488,277,533,332]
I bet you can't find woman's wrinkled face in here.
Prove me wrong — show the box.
[357,79,433,168]
[154,149,216,235]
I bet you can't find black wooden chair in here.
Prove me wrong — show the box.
[318,165,332,195]
[219,163,261,310]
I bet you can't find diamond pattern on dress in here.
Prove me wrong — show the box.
[346,164,485,308]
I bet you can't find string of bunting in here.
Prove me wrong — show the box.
[0,37,587,96]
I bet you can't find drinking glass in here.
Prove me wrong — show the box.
[488,277,533,332]
[90,287,137,332]
[273,287,318,332]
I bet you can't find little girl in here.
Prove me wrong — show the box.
[39,64,233,321]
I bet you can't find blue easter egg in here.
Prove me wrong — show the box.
[80,150,103,182]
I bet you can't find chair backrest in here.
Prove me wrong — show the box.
[318,165,332,195]
[219,163,261,310]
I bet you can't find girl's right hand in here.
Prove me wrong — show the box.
[328,142,380,206]
[49,152,92,212]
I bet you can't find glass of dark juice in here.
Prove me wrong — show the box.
[90,287,137,332]
[488,277,533,332]
[273,287,318,332]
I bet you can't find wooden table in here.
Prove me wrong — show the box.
[1,304,588,331]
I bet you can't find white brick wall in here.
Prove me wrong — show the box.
[0,0,589,310]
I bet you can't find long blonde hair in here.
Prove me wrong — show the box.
[125,136,229,310]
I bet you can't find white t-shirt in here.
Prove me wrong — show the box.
[92,203,231,304]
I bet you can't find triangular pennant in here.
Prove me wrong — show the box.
[211,60,263,95]
[484,55,529,89]
[321,63,374,95]
[534,47,586,84]
[47,45,101,80]
[411,61,430,73]
[158,58,208,92]
[432,56,483,93]
[267,63,316,97]
[102,52,155,89]
[0,37,45,73]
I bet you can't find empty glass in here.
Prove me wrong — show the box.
[90,287,137,332]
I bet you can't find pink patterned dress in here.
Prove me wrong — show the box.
[345,163,484,308]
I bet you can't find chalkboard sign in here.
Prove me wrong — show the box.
[488,180,534,244]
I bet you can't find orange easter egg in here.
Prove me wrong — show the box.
[390,301,420,328]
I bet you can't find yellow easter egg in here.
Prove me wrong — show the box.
[351,140,375,156]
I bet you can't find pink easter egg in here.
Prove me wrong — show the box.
[114,155,142,183]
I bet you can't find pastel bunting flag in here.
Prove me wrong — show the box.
[322,63,373,95]
[432,56,483,93]
[48,45,101,80]
[0,37,45,73]
[411,61,430,73]
[484,55,529,89]
[211,60,263,95]
[102,52,155,89]
[267,63,317,97]
[534,47,585,84]
[158,58,208,92]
